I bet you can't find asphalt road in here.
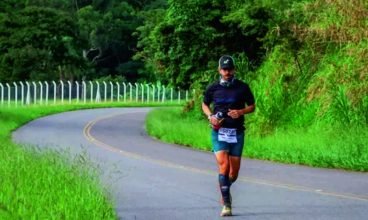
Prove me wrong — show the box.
[12,107,368,220]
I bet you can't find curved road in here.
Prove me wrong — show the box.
[13,108,368,220]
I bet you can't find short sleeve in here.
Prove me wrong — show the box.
[244,84,255,106]
[203,85,213,105]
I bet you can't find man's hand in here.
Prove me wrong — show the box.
[209,115,220,126]
[227,109,242,119]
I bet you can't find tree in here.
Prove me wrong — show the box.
[0,6,87,82]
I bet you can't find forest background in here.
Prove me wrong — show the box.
[1,0,367,170]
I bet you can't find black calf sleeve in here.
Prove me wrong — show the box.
[219,174,231,205]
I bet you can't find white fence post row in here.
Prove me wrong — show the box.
[52,81,57,105]
[45,81,49,105]
[0,80,180,107]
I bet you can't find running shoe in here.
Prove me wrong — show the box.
[220,205,232,217]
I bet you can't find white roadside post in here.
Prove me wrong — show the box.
[38,81,43,105]
[178,88,181,104]
[26,82,31,105]
[146,84,150,103]
[32,82,37,104]
[134,83,138,102]
[89,81,93,103]
[67,81,72,104]
[128,82,133,102]
[20,82,24,105]
[186,90,188,102]
[103,81,107,102]
[0,83,4,106]
[45,81,49,105]
[157,85,161,103]
[152,85,155,102]
[141,83,144,103]
[162,85,166,103]
[13,82,18,107]
[123,82,128,102]
[110,81,114,102]
[60,80,64,104]
[116,82,120,102]
[6,83,10,107]
[170,87,173,103]
[75,81,80,103]
[82,81,87,104]
[52,81,57,105]
[96,81,101,103]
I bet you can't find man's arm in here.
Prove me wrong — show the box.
[202,102,221,126]
[227,104,256,119]
[202,102,212,118]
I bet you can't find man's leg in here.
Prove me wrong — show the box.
[229,130,245,185]
[229,156,241,185]
[215,151,231,205]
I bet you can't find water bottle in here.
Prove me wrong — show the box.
[213,112,224,130]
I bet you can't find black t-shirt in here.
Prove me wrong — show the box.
[203,79,255,130]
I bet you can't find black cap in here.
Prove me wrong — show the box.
[219,55,235,69]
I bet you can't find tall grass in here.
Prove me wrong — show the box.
[146,108,368,171]
[0,102,180,219]
[146,107,211,150]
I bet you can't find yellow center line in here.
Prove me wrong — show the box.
[83,111,368,202]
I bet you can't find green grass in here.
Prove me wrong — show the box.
[0,101,181,219]
[146,107,368,171]
[146,107,211,151]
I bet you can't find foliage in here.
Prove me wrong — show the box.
[0,6,87,82]
[135,0,270,89]
[168,0,368,132]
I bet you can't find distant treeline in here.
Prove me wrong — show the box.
[1,0,367,127]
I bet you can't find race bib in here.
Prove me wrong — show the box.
[218,128,237,143]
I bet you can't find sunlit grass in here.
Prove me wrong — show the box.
[146,108,368,171]
[0,101,181,219]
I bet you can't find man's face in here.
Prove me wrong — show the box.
[219,68,235,80]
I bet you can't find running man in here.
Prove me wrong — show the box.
[202,55,255,217]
